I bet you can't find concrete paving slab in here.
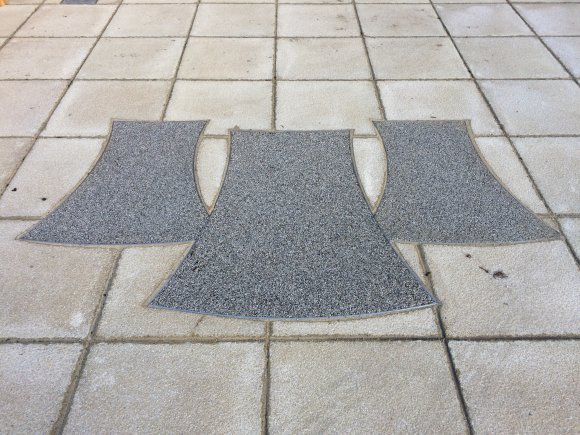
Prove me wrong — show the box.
[65,343,264,434]
[0,138,102,217]
[480,80,580,136]
[16,5,115,37]
[513,137,580,214]
[0,80,67,137]
[450,341,580,433]
[0,38,94,79]
[104,4,196,37]
[425,241,580,337]
[43,80,170,137]
[269,341,466,433]
[0,344,82,433]
[0,221,116,339]
[0,138,32,192]
[78,37,185,79]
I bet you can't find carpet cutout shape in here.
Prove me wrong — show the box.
[150,130,436,319]
[374,120,560,244]
[22,120,208,245]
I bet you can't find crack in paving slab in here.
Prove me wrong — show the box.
[22,120,208,245]
[374,120,560,244]
[150,130,436,319]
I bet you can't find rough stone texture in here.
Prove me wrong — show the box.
[475,136,547,214]
[378,80,500,135]
[543,37,580,77]
[435,4,532,36]
[166,81,272,135]
[269,341,466,433]
[367,37,469,79]
[16,5,116,37]
[195,138,229,211]
[559,218,580,257]
[0,221,116,338]
[43,81,170,137]
[278,5,359,37]
[480,80,580,136]
[0,5,36,37]
[374,120,558,243]
[24,121,208,245]
[152,130,435,318]
[0,344,82,433]
[0,38,94,79]
[178,37,274,80]
[78,37,185,79]
[357,4,445,36]
[277,38,370,80]
[450,341,580,434]
[513,137,580,213]
[455,37,567,79]
[192,4,275,37]
[0,80,67,137]
[64,343,263,434]
[0,138,103,217]
[0,138,32,192]
[514,4,580,36]
[425,241,580,337]
[352,137,386,211]
[276,81,381,134]
[104,4,196,37]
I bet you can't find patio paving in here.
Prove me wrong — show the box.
[0,0,578,433]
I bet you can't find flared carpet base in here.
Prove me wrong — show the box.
[150,130,436,319]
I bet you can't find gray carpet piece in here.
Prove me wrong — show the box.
[374,120,560,244]
[22,121,208,245]
[150,130,436,319]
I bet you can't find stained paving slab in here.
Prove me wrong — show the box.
[22,120,208,245]
[374,120,560,244]
[150,130,436,319]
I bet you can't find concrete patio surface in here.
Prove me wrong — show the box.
[0,0,579,433]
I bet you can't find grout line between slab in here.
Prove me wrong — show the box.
[416,244,475,435]
[427,0,580,266]
[271,0,279,129]
[160,1,200,120]
[2,334,577,346]
[351,0,386,120]
[49,250,122,435]
[260,321,272,435]
[1,77,579,82]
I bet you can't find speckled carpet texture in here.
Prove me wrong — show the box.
[150,130,436,319]
[22,120,208,245]
[374,120,560,244]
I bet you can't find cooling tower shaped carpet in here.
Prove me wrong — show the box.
[150,130,436,319]
[22,121,208,245]
[374,120,560,244]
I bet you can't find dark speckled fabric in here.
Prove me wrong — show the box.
[374,120,560,244]
[22,121,208,245]
[150,130,436,319]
